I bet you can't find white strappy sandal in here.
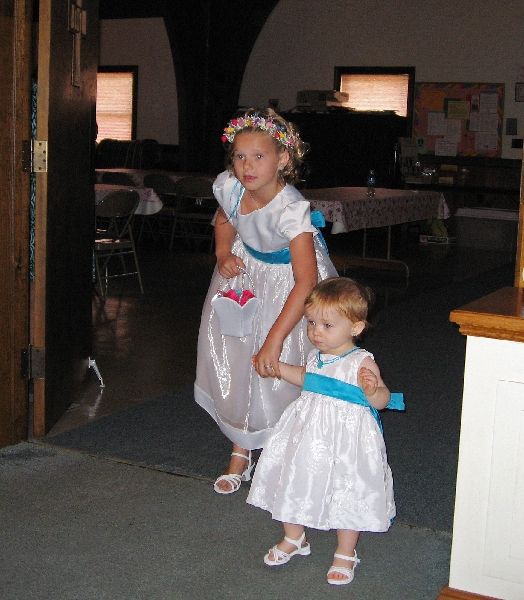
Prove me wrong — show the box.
[213,451,255,494]
[327,550,360,585]
[263,531,311,566]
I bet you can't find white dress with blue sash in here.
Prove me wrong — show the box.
[194,171,338,450]
[246,348,397,532]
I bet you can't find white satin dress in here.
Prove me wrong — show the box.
[247,348,396,532]
[194,171,338,450]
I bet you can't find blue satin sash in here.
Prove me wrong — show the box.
[311,211,329,252]
[302,372,405,434]
[243,243,291,264]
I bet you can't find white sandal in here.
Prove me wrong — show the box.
[263,532,311,566]
[213,451,254,494]
[327,551,360,585]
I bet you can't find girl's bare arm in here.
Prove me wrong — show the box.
[277,361,306,387]
[253,232,317,379]
[214,207,246,278]
[358,356,391,410]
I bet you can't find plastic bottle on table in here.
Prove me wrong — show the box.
[366,170,376,196]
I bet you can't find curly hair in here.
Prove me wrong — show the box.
[223,107,309,185]
[304,277,374,334]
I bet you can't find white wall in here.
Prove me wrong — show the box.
[239,0,524,159]
[99,18,178,145]
[99,4,524,159]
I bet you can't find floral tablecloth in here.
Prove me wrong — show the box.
[302,187,450,234]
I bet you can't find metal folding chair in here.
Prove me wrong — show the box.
[139,173,184,248]
[94,189,144,299]
[174,176,217,252]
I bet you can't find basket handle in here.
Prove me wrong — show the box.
[217,267,255,295]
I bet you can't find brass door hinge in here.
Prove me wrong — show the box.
[21,345,45,379]
[22,140,48,173]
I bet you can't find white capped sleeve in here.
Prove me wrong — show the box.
[212,171,242,227]
[278,199,317,242]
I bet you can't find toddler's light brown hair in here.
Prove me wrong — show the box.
[304,277,373,333]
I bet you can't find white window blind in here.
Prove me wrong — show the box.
[96,72,134,142]
[339,74,410,116]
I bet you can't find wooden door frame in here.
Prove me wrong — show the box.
[0,0,32,447]
[514,145,524,289]
[32,0,49,436]
[32,0,98,436]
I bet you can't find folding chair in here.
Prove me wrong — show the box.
[174,176,217,252]
[139,173,184,248]
[94,190,144,299]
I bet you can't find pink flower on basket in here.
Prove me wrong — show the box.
[239,290,255,306]
[219,289,255,306]
[220,289,240,302]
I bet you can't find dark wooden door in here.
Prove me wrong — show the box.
[0,0,32,448]
[32,0,99,435]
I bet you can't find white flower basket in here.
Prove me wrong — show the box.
[211,269,259,338]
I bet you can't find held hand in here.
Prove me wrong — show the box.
[217,253,246,279]
[359,366,378,398]
[252,338,283,379]
[251,355,274,378]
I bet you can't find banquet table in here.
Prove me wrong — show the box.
[95,169,215,187]
[302,186,449,234]
[94,184,163,216]
[302,186,450,276]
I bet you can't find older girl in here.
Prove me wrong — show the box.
[194,108,337,494]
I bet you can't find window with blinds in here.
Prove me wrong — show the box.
[96,67,137,142]
[334,66,415,123]
[339,74,410,116]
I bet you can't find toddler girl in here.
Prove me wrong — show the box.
[247,277,404,585]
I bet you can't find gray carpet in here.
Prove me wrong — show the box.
[42,262,514,533]
[365,260,514,532]
[44,384,230,480]
[1,442,451,600]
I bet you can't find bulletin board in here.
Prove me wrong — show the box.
[414,82,504,157]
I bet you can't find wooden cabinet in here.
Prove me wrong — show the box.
[281,111,409,189]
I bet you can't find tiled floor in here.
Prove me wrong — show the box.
[47,226,515,437]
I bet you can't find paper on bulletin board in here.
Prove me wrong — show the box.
[480,91,498,113]
[446,100,470,120]
[427,112,445,135]
[435,140,457,156]
[421,89,445,111]
[414,82,504,156]
[475,132,498,152]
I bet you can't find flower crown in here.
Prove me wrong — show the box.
[221,114,296,148]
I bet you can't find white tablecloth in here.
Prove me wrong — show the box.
[95,169,215,187]
[302,187,450,234]
[94,184,163,216]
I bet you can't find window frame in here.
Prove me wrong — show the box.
[334,66,415,133]
[96,65,138,141]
